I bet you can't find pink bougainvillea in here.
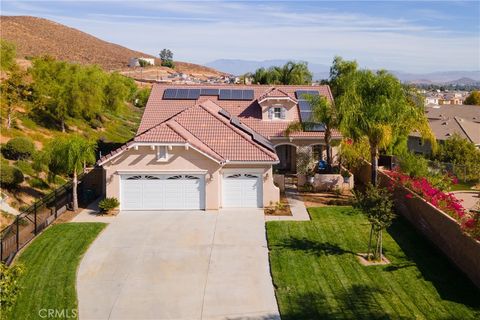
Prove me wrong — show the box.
[385,169,480,240]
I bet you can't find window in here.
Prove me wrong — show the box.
[269,106,286,120]
[157,146,168,161]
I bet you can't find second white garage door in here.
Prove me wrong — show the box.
[121,174,205,210]
[222,173,262,208]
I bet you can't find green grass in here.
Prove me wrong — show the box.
[450,180,478,191]
[267,206,480,320]
[6,223,106,320]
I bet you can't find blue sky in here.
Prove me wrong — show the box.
[2,0,479,72]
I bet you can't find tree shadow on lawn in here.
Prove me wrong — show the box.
[281,284,414,320]
[387,217,480,309]
[271,237,358,257]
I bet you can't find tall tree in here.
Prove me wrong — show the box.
[159,49,174,68]
[47,135,96,211]
[464,91,480,105]
[0,39,16,71]
[0,70,29,129]
[246,61,312,85]
[337,69,434,185]
[286,95,339,169]
[328,56,358,99]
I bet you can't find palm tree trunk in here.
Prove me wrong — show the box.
[61,118,66,133]
[325,128,332,169]
[370,143,379,186]
[379,230,383,261]
[72,170,78,211]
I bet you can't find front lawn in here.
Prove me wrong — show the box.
[267,206,480,319]
[6,223,106,320]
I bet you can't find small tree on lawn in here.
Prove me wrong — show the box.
[46,135,96,211]
[353,184,395,261]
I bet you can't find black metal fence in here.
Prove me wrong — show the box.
[0,168,103,264]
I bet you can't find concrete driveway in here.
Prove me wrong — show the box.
[77,209,280,320]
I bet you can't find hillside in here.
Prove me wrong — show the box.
[0,15,223,77]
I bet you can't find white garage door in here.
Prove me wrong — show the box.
[222,173,262,208]
[120,174,205,210]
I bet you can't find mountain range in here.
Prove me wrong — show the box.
[206,59,480,85]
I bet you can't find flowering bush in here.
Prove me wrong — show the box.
[386,169,480,240]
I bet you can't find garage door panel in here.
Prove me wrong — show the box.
[223,173,262,208]
[121,174,204,210]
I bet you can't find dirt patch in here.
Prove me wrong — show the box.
[301,191,353,208]
[265,193,292,216]
[357,254,391,266]
[0,211,16,230]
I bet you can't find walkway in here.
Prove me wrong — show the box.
[265,188,310,221]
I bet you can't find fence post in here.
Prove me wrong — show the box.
[16,216,19,252]
[34,202,37,235]
[54,189,58,219]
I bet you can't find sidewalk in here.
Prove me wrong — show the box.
[265,188,310,222]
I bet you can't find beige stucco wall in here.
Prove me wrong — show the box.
[102,146,220,210]
[259,99,297,121]
[102,146,279,209]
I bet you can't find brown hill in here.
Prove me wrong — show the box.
[0,16,224,76]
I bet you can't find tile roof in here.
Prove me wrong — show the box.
[137,84,339,139]
[412,105,480,145]
[98,100,279,165]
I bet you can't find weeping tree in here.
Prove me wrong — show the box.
[46,135,96,211]
[286,95,339,170]
[353,184,395,261]
[337,69,435,185]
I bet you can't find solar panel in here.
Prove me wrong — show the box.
[295,90,319,99]
[219,109,231,119]
[298,100,312,112]
[201,88,219,96]
[231,90,243,100]
[242,90,254,100]
[176,89,189,99]
[252,133,275,151]
[219,89,231,100]
[187,89,201,99]
[163,89,177,99]
[300,111,312,121]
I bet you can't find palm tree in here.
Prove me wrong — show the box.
[337,69,435,185]
[47,135,96,211]
[286,95,339,170]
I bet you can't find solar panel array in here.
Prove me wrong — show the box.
[294,90,325,132]
[217,110,275,152]
[163,88,254,101]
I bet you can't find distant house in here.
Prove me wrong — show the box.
[128,57,155,67]
[408,104,480,154]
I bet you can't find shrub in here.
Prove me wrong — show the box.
[0,263,25,313]
[398,152,429,178]
[89,118,103,129]
[2,137,35,160]
[133,87,151,108]
[28,177,49,190]
[15,160,35,177]
[0,165,24,189]
[98,197,120,213]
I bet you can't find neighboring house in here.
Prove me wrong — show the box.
[408,104,480,154]
[128,57,155,67]
[98,84,339,210]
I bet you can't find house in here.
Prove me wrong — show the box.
[98,84,340,210]
[128,57,155,67]
[408,104,480,154]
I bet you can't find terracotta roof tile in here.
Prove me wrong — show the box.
[138,84,335,139]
